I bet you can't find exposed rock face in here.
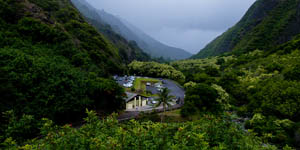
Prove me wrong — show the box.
[22,0,54,24]
[193,0,300,59]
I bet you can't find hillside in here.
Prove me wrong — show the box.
[71,0,192,60]
[0,0,127,128]
[70,0,151,63]
[193,0,300,58]
[1,0,300,149]
[171,34,300,148]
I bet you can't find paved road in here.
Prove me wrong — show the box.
[163,79,185,100]
[146,86,159,95]
[146,79,185,100]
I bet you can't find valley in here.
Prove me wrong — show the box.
[0,0,299,149]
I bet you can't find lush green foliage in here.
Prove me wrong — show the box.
[181,84,220,117]
[174,34,300,148]
[1,0,300,149]
[193,0,300,58]
[155,88,174,122]
[133,77,160,95]
[2,110,278,150]
[0,48,124,121]
[71,0,151,63]
[171,56,232,83]
[128,61,185,82]
[0,0,127,143]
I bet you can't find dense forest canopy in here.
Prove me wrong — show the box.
[0,0,127,141]
[1,0,300,149]
[193,0,300,58]
[171,35,300,148]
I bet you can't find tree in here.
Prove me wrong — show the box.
[216,58,225,66]
[155,88,174,122]
[284,65,300,81]
[181,83,219,117]
[249,79,300,121]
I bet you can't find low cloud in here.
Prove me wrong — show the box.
[86,0,256,53]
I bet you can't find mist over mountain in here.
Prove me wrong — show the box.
[70,0,151,63]
[72,0,192,60]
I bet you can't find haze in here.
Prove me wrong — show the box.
[86,0,256,54]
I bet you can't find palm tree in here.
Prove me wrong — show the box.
[155,88,174,122]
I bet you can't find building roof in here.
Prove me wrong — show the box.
[125,92,138,102]
[124,92,150,103]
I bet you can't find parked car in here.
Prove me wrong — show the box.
[154,83,162,88]
[151,100,158,104]
[123,83,133,88]
[157,88,163,92]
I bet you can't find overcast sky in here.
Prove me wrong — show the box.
[86,0,256,54]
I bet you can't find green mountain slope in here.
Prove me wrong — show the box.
[71,0,192,60]
[171,34,300,148]
[0,0,126,124]
[193,0,300,58]
[70,0,151,63]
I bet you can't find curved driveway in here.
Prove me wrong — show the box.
[162,79,185,100]
[118,79,185,121]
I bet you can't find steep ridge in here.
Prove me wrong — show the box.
[70,0,151,63]
[71,0,192,60]
[193,0,300,58]
[120,19,192,60]
[0,0,126,123]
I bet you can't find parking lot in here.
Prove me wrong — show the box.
[114,75,185,107]
[114,75,135,88]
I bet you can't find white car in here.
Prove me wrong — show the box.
[152,100,158,104]
[123,83,133,88]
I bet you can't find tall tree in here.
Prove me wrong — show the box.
[155,88,174,122]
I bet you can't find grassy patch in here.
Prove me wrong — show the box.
[159,109,187,122]
[160,109,181,117]
[133,77,160,94]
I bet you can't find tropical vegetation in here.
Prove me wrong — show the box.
[128,61,185,83]
[193,0,300,58]
[0,0,126,143]
[173,36,300,148]
[155,88,174,122]
[2,110,285,150]
[1,0,300,149]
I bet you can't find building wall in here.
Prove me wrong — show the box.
[126,101,134,110]
[142,100,147,106]
[126,96,148,110]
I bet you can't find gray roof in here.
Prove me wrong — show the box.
[124,92,150,102]
[125,92,138,102]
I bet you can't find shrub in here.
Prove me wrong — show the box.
[181,83,219,117]
[284,65,300,81]
[2,110,277,150]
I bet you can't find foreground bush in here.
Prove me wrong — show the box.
[2,110,279,150]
